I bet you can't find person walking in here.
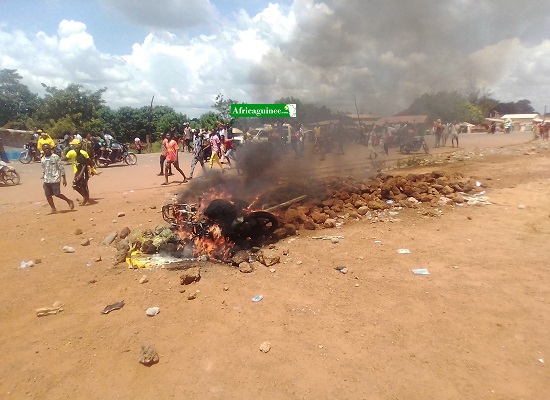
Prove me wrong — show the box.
[65,139,93,205]
[367,128,378,159]
[189,130,206,179]
[450,123,460,147]
[383,125,395,156]
[40,144,74,214]
[158,132,172,176]
[162,133,188,185]
[208,131,224,171]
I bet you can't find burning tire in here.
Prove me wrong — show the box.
[233,211,279,242]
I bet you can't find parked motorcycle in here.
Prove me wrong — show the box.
[95,142,137,167]
[19,142,63,164]
[399,136,429,154]
[18,142,40,164]
[0,160,20,186]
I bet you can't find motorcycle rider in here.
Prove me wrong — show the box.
[37,130,56,155]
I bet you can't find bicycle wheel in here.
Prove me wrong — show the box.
[124,153,138,165]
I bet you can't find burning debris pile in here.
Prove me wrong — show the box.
[111,169,485,268]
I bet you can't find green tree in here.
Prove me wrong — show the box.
[0,69,41,127]
[199,111,219,131]
[212,93,239,124]
[33,83,106,137]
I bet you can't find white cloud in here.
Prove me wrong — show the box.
[1,0,550,118]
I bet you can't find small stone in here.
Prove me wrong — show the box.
[88,279,97,284]
[257,249,280,267]
[180,267,201,285]
[187,292,196,300]
[74,228,83,236]
[323,218,337,228]
[259,341,271,353]
[138,344,159,366]
[94,256,102,262]
[150,205,157,209]
[355,283,360,287]
[179,288,186,293]
[223,286,229,291]
[296,260,303,265]
[117,212,125,217]
[239,262,254,273]
[63,246,75,253]
[269,268,276,273]
[103,232,118,246]
[517,204,526,209]
[467,216,472,220]
[112,220,117,223]
[331,238,340,244]
[34,258,42,264]
[357,206,369,216]
[119,227,131,239]
[80,238,90,246]
[145,307,160,316]
[139,275,148,284]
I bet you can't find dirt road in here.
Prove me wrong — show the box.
[0,131,548,400]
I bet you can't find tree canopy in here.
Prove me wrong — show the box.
[0,68,539,142]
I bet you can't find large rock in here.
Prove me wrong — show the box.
[357,206,369,216]
[180,267,201,285]
[141,240,156,254]
[257,249,280,267]
[310,211,328,224]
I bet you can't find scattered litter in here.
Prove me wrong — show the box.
[36,301,64,317]
[335,266,348,274]
[62,246,75,253]
[412,269,430,275]
[476,181,482,187]
[517,204,526,209]
[462,195,492,206]
[101,300,125,314]
[86,260,93,268]
[398,249,411,254]
[539,358,544,363]
[311,235,344,240]
[146,307,160,317]
[386,199,395,204]
[252,295,263,302]
[20,260,35,269]
[374,240,382,244]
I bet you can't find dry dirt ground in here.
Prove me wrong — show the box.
[1,133,549,399]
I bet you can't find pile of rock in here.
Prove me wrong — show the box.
[272,170,484,235]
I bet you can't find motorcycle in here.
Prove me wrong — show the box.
[18,142,40,164]
[19,142,63,164]
[162,198,279,249]
[95,142,138,167]
[399,136,429,154]
[0,160,20,186]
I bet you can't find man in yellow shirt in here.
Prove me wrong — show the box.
[37,130,56,155]
[65,139,93,205]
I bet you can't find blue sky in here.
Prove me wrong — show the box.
[1,0,549,117]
